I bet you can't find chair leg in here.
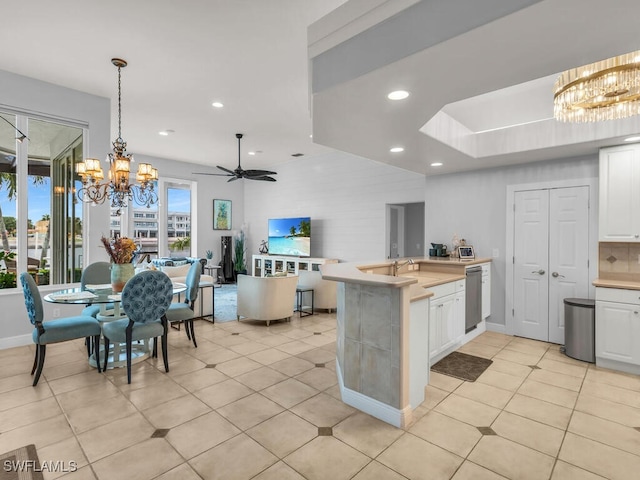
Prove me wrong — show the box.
[188,320,197,348]
[32,344,46,386]
[184,321,192,341]
[152,337,158,358]
[93,335,102,373]
[161,332,169,372]
[103,337,110,371]
[30,347,39,375]
[85,336,92,357]
[126,329,133,384]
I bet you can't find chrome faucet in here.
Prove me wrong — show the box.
[392,258,415,276]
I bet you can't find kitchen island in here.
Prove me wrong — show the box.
[321,257,491,427]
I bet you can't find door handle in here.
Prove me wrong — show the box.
[552,272,565,278]
[531,269,545,275]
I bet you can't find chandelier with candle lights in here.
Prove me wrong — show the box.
[76,58,158,213]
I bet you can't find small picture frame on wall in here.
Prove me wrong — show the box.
[213,199,231,230]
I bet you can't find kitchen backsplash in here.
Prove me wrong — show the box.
[598,242,640,281]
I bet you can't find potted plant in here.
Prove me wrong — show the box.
[233,230,247,278]
[205,249,213,266]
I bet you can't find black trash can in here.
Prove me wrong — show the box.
[562,298,595,363]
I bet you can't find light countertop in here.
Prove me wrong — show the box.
[593,278,640,291]
[321,257,477,302]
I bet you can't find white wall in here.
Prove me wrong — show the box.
[425,154,599,327]
[243,151,425,262]
[133,154,245,264]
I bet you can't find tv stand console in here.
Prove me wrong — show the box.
[252,255,337,277]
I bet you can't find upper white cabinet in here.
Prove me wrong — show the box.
[599,145,640,242]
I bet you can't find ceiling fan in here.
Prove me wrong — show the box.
[194,133,277,182]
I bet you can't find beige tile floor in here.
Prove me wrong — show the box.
[1,313,640,480]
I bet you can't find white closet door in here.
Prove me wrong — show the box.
[514,190,549,341]
[548,186,590,344]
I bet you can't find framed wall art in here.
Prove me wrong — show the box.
[213,199,231,230]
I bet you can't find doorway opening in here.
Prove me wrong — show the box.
[386,202,424,258]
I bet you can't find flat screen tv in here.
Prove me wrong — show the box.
[268,217,311,257]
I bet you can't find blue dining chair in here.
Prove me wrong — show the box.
[20,273,102,386]
[165,261,201,348]
[102,270,173,384]
[80,262,113,318]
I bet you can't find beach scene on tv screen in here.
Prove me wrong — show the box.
[268,217,310,256]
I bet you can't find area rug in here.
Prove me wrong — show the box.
[0,444,44,480]
[431,351,492,382]
[212,283,237,322]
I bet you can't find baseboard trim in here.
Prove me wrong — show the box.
[485,322,507,334]
[596,357,640,375]
[0,334,32,350]
[335,359,412,428]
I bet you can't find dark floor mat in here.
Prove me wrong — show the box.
[431,351,493,382]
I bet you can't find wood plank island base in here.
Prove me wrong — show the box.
[321,257,491,427]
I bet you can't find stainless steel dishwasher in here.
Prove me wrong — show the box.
[465,266,482,333]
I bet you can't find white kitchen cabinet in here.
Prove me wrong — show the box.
[429,280,465,363]
[595,287,640,374]
[481,263,491,319]
[599,145,640,242]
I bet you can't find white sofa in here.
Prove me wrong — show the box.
[237,274,298,326]
[155,263,215,317]
[297,270,337,313]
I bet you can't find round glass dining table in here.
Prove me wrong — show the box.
[44,282,187,368]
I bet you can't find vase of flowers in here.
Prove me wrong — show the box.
[101,236,138,292]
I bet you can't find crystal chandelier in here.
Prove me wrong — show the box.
[76,58,158,213]
[554,50,640,122]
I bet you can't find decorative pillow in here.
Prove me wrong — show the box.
[161,264,191,277]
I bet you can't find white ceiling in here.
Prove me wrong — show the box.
[0,0,348,171]
[3,0,640,179]
[310,0,640,176]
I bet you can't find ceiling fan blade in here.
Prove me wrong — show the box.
[227,176,240,182]
[193,172,233,176]
[243,169,278,177]
[217,165,235,175]
[247,175,277,182]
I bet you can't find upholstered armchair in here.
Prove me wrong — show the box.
[20,273,102,386]
[236,274,298,326]
[165,261,201,347]
[297,270,337,313]
[102,270,173,384]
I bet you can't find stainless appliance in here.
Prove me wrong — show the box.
[465,266,482,333]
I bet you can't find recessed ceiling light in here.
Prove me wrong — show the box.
[158,129,174,136]
[387,90,410,100]
[211,102,224,108]
[248,151,256,155]
[390,147,404,153]
[430,162,443,167]
[624,135,640,142]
